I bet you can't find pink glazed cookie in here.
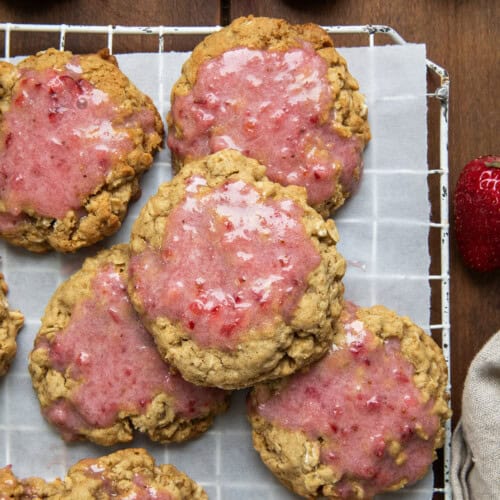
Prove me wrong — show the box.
[0,49,163,252]
[248,302,451,499]
[167,16,370,216]
[29,244,229,446]
[128,149,345,390]
[0,448,207,499]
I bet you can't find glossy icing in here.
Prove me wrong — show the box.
[44,263,226,439]
[168,45,363,205]
[252,303,440,497]
[0,60,151,220]
[130,178,321,350]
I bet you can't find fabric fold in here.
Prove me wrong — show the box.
[451,331,500,500]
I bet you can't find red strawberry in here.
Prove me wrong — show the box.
[454,155,500,272]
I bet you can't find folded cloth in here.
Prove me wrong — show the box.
[451,331,500,499]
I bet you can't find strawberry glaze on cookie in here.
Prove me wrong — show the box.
[129,176,321,351]
[1,449,208,499]
[0,64,134,220]
[75,458,175,500]
[248,303,451,498]
[168,44,363,207]
[30,245,228,446]
[44,265,225,434]
[0,49,163,252]
[128,150,345,390]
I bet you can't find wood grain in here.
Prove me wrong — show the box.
[0,0,221,53]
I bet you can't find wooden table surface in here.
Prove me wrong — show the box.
[0,0,498,425]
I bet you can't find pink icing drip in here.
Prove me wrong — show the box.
[129,177,321,350]
[0,212,26,232]
[168,45,363,205]
[0,61,142,220]
[45,264,226,438]
[253,304,440,497]
[44,399,90,442]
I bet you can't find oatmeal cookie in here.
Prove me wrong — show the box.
[1,448,207,499]
[0,272,24,377]
[29,244,229,446]
[248,302,451,498]
[128,149,345,390]
[167,16,370,216]
[0,48,163,252]
[0,465,24,499]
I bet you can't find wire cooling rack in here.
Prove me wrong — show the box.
[0,23,451,499]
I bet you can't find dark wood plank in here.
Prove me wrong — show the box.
[230,0,500,424]
[0,0,221,54]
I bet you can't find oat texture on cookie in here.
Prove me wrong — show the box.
[0,272,24,377]
[128,149,345,390]
[248,302,452,498]
[29,244,229,446]
[167,16,370,216]
[0,48,164,252]
[1,448,208,499]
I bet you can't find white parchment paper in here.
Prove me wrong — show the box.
[0,44,435,499]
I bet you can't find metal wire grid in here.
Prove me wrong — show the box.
[0,22,451,499]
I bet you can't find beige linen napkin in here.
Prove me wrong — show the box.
[451,331,500,499]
